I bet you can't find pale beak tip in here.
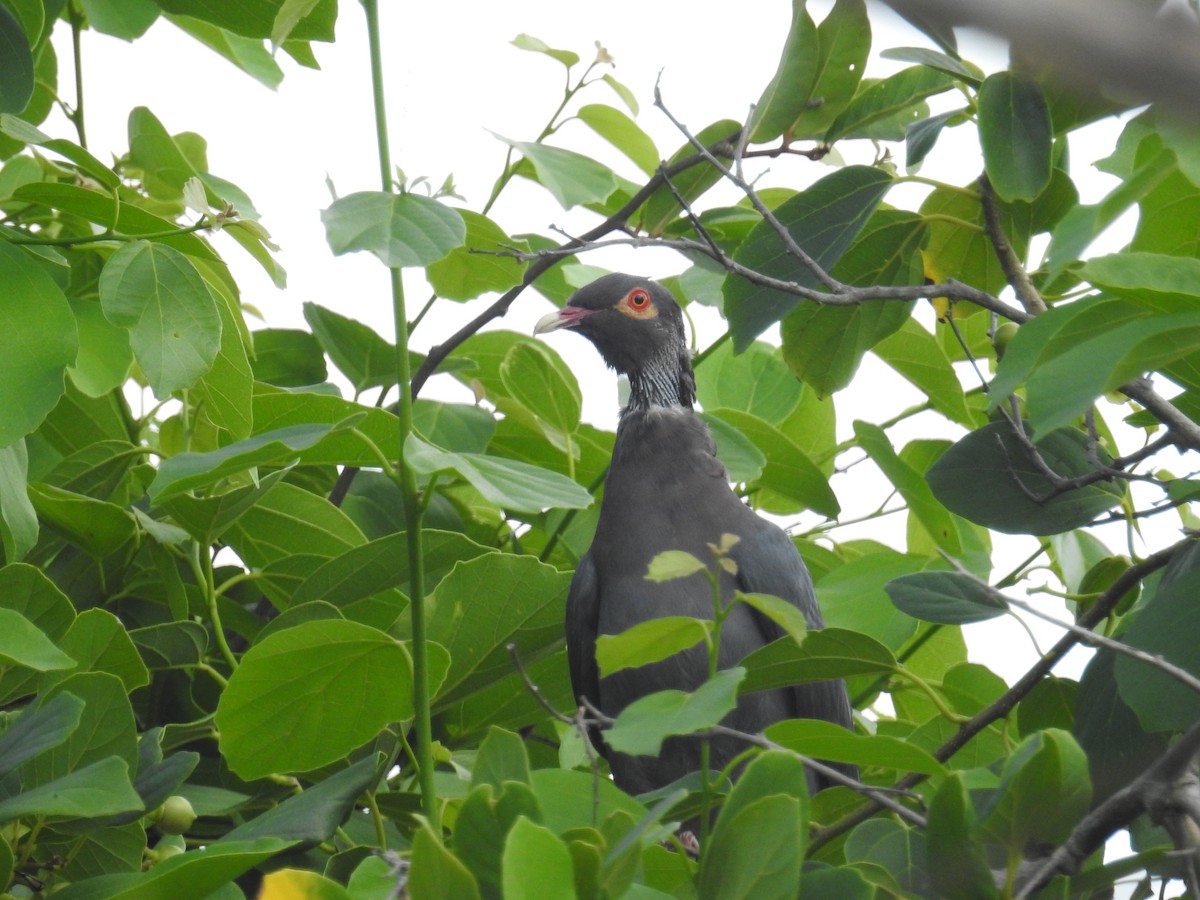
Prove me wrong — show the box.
[533,310,568,335]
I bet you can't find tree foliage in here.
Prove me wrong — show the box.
[1,0,1199,897]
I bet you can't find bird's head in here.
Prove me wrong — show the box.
[534,273,695,410]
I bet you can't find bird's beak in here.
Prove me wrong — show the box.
[533,306,595,335]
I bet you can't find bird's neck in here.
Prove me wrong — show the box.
[623,345,696,413]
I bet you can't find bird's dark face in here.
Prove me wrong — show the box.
[533,274,686,377]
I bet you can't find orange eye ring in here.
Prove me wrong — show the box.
[628,288,651,310]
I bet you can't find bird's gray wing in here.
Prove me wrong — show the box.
[565,551,602,724]
[730,526,855,737]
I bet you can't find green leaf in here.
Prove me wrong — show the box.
[81,0,158,40]
[767,718,945,775]
[751,0,870,142]
[129,621,208,670]
[48,608,150,692]
[0,756,141,824]
[695,340,802,423]
[0,2,33,114]
[698,795,804,900]
[872,317,974,427]
[926,420,1125,534]
[844,819,930,894]
[645,550,708,583]
[427,553,570,706]
[881,47,983,84]
[216,621,413,779]
[98,241,221,399]
[67,296,133,398]
[738,592,809,645]
[405,434,593,514]
[926,774,1001,900]
[0,239,78,447]
[606,667,744,756]
[978,728,1092,847]
[919,185,1010,296]
[0,114,120,189]
[1083,251,1200,303]
[0,564,76,704]
[165,13,284,89]
[0,438,37,561]
[636,119,740,235]
[595,616,710,677]
[709,408,839,517]
[149,422,339,501]
[250,328,327,387]
[50,838,292,900]
[292,529,493,612]
[700,413,768,483]
[739,628,897,695]
[410,823,482,900]
[854,421,962,557]
[127,106,200,201]
[816,549,932,650]
[1114,559,1200,732]
[27,483,136,558]
[223,482,365,573]
[576,103,659,176]
[23,673,139,784]
[511,33,579,67]
[885,571,1008,624]
[601,73,638,115]
[781,209,924,396]
[15,182,219,258]
[499,341,582,444]
[905,108,966,170]
[826,66,957,141]
[220,754,382,844]
[502,817,576,900]
[723,166,893,349]
[195,285,253,440]
[472,727,532,791]
[0,607,75,670]
[321,191,466,267]
[978,72,1052,202]
[303,301,396,392]
[0,690,83,773]
[1023,307,1200,422]
[497,135,617,210]
[427,209,528,300]
[153,0,333,41]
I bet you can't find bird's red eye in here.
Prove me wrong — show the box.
[628,288,651,310]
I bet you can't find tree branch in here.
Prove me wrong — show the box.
[1015,721,1200,897]
[812,541,1189,849]
[978,174,1046,315]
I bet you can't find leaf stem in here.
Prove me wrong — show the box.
[191,543,238,671]
[6,219,212,246]
[360,0,438,836]
[67,1,87,148]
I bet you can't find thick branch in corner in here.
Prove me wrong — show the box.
[1015,721,1200,897]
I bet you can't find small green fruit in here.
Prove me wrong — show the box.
[993,321,1020,359]
[156,795,196,835]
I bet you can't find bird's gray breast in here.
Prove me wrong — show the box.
[589,408,759,692]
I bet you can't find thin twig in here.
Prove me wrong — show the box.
[653,87,845,293]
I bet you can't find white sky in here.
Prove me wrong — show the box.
[46,1,1179,693]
